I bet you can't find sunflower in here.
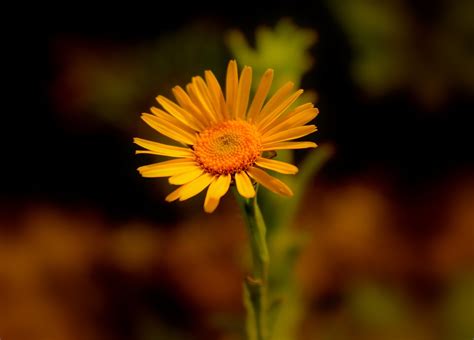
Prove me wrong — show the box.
[134,60,318,213]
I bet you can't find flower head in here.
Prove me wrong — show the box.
[135,60,318,213]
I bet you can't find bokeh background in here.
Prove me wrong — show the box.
[2,1,474,339]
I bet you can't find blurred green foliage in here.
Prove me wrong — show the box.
[441,273,474,339]
[265,145,334,340]
[312,283,425,340]
[138,317,193,340]
[227,19,318,105]
[347,282,412,333]
[328,0,474,108]
[227,19,317,90]
[55,22,227,129]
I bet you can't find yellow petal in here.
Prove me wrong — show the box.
[169,168,204,185]
[262,107,319,136]
[138,159,198,177]
[148,108,196,135]
[289,102,314,114]
[205,70,228,120]
[247,69,274,121]
[138,158,195,171]
[156,95,203,131]
[262,141,317,151]
[172,86,210,128]
[247,167,293,197]
[142,112,196,145]
[260,103,313,134]
[262,125,317,144]
[273,103,314,122]
[178,173,214,201]
[257,89,304,131]
[186,82,216,124]
[255,157,299,174]
[133,138,193,157]
[165,186,182,202]
[235,66,252,120]
[203,174,231,213]
[192,76,218,119]
[255,81,294,122]
[204,197,220,214]
[213,173,231,197]
[204,177,219,213]
[235,171,255,198]
[226,60,238,118]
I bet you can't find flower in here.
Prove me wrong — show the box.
[135,60,318,213]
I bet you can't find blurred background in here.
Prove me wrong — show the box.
[2,1,474,339]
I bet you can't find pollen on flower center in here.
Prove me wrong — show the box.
[194,120,262,175]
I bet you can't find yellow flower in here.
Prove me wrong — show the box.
[135,60,318,213]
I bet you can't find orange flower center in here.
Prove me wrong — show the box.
[194,120,262,175]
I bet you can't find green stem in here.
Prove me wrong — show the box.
[235,187,269,340]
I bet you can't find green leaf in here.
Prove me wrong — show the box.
[226,18,317,92]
